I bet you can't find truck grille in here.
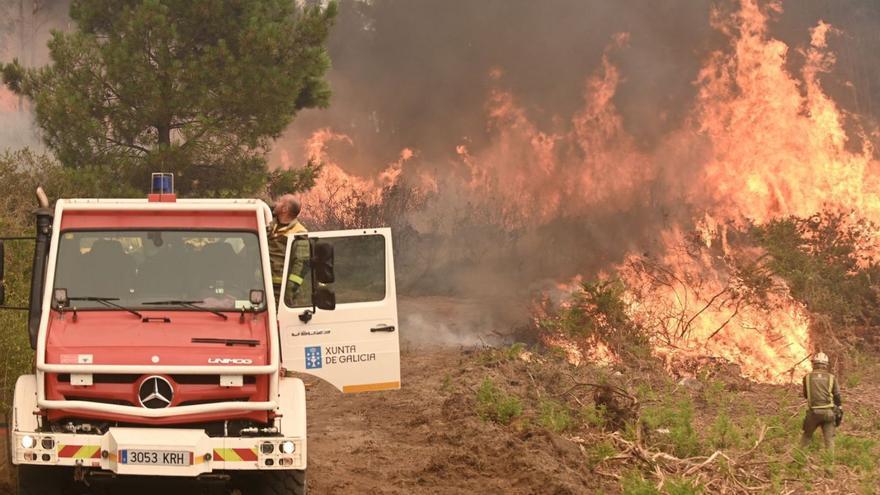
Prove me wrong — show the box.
[56,374,257,385]
[49,373,262,409]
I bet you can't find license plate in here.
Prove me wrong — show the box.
[120,449,193,466]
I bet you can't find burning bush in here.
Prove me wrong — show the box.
[534,279,649,367]
[751,211,880,329]
[535,211,880,384]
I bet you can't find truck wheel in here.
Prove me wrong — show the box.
[248,469,306,495]
[17,465,70,495]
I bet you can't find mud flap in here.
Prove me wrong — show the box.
[277,228,400,393]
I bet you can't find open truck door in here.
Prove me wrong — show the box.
[277,228,400,393]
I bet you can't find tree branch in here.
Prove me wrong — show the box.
[102,135,150,155]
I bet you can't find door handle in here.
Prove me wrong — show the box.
[370,324,396,333]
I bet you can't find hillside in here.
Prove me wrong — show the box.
[305,345,880,494]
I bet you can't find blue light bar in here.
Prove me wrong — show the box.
[151,173,174,194]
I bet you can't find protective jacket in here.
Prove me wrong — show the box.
[268,219,309,286]
[802,370,841,410]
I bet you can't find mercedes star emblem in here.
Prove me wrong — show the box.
[138,376,174,409]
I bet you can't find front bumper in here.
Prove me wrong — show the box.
[11,427,305,477]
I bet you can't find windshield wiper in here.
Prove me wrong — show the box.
[67,297,143,319]
[192,337,259,347]
[142,300,229,320]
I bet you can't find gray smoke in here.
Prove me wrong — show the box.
[271,0,880,345]
[0,0,71,151]
[273,0,880,174]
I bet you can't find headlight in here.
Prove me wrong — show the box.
[280,441,295,454]
[20,435,35,449]
[41,437,55,450]
[260,442,274,455]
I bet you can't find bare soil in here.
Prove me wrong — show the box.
[305,347,596,495]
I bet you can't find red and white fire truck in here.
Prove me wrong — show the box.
[0,176,400,494]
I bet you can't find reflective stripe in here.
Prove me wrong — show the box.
[806,374,811,405]
[288,274,304,285]
[213,448,258,462]
[272,276,283,284]
[58,445,101,459]
[342,381,401,393]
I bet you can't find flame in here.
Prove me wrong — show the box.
[619,226,811,383]
[541,333,620,368]
[515,0,866,381]
[278,0,879,382]
[693,2,880,224]
[455,33,651,229]
[296,129,433,228]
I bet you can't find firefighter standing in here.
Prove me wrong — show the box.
[268,194,309,304]
[801,352,842,450]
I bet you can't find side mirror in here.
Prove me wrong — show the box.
[313,287,336,311]
[0,240,5,306]
[312,241,335,284]
[53,288,69,308]
[249,289,265,308]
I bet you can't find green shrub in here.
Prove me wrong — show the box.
[708,413,741,449]
[787,448,810,477]
[475,378,523,425]
[642,399,702,458]
[535,278,650,359]
[751,212,880,327]
[586,440,616,467]
[580,403,607,429]
[702,380,729,409]
[504,342,527,360]
[476,342,527,366]
[621,471,659,495]
[538,399,573,433]
[664,477,703,495]
[824,435,877,471]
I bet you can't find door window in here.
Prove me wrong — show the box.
[284,234,386,308]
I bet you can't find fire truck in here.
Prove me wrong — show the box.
[0,175,401,494]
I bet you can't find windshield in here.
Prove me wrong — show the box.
[53,230,265,311]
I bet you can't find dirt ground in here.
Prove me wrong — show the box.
[305,347,595,495]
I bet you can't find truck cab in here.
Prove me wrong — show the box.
[1,185,400,494]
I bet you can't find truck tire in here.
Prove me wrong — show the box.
[17,465,70,495]
[248,469,306,495]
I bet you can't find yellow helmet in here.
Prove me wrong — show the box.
[812,352,829,366]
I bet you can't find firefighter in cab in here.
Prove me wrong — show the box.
[800,352,843,451]
[269,194,309,304]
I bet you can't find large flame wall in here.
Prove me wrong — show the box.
[277,0,879,382]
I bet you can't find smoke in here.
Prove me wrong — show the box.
[271,0,880,349]
[273,0,880,170]
[0,0,71,152]
[4,0,880,353]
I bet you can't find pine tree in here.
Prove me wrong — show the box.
[2,0,336,196]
